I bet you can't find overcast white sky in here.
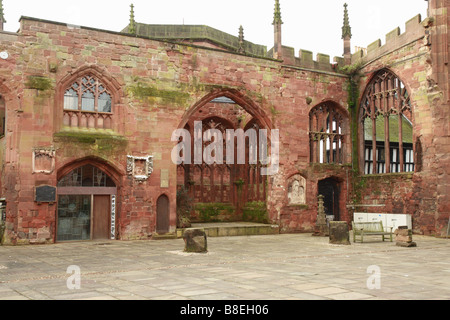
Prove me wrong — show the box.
[2,0,428,59]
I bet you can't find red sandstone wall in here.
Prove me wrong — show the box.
[0,17,350,243]
[353,1,450,236]
[0,2,448,243]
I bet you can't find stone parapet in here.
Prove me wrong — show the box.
[351,14,426,65]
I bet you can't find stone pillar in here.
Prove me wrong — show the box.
[342,3,352,65]
[313,195,329,236]
[273,0,283,60]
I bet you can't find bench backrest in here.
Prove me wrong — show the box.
[352,221,384,232]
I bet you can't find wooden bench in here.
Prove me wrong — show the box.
[352,221,393,243]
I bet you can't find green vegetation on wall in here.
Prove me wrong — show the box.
[127,82,190,105]
[242,201,269,224]
[25,76,53,91]
[54,131,128,156]
[195,203,235,222]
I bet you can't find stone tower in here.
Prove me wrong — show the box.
[342,3,352,65]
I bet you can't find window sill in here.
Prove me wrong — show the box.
[361,172,415,179]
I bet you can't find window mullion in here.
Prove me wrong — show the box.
[371,93,377,174]
[382,79,391,174]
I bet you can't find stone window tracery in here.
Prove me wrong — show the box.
[63,74,113,129]
[360,69,414,175]
[309,103,346,164]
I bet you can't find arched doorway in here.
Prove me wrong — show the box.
[56,164,117,241]
[318,178,340,221]
[156,195,170,234]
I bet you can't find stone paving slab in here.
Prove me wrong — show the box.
[0,233,449,300]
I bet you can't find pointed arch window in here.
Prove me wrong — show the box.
[309,103,347,164]
[360,70,414,174]
[63,74,113,129]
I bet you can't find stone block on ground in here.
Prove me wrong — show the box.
[329,221,351,245]
[183,228,208,253]
[395,226,417,247]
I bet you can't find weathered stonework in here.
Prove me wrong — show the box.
[0,1,448,244]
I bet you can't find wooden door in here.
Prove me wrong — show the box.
[93,195,111,240]
[156,195,170,234]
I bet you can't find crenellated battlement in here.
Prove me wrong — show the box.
[351,14,426,65]
[269,45,343,73]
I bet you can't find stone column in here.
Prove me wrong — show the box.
[313,195,329,236]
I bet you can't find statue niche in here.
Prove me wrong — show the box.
[287,175,306,205]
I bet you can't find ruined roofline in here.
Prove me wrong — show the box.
[17,16,347,75]
[122,23,268,58]
[17,16,277,61]
[126,22,347,74]
[351,14,427,66]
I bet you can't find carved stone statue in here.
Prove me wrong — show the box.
[288,175,306,205]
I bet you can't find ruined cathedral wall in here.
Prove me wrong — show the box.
[351,12,449,236]
[0,17,350,243]
[0,30,22,244]
[267,66,350,234]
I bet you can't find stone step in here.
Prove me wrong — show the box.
[152,233,178,240]
[177,222,280,238]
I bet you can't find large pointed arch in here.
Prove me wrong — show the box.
[176,88,273,222]
[179,88,273,131]
[57,156,123,187]
[359,69,415,175]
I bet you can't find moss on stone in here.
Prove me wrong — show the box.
[25,76,53,91]
[195,203,235,222]
[127,82,190,105]
[54,130,128,156]
[242,201,269,224]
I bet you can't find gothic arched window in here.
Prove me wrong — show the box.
[360,70,414,174]
[309,102,347,164]
[63,74,113,129]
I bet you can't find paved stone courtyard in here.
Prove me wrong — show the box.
[0,233,449,300]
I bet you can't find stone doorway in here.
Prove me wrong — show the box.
[56,164,117,242]
[318,178,340,221]
[156,195,170,234]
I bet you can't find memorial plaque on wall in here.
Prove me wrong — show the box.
[35,185,57,203]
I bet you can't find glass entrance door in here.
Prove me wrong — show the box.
[57,164,117,242]
[57,195,91,241]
